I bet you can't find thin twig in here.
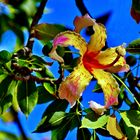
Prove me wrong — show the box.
[26,0,48,50]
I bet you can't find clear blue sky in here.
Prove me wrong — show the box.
[0,0,140,140]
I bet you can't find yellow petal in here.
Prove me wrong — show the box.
[73,14,96,33]
[87,23,106,52]
[59,63,92,106]
[94,45,126,66]
[91,69,120,108]
[106,57,130,73]
[49,31,87,63]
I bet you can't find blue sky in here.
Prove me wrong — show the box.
[0,0,140,139]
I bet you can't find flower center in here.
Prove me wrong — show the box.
[82,50,121,73]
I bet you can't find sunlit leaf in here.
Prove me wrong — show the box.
[126,38,140,54]
[43,82,56,95]
[12,81,20,112]
[17,80,38,117]
[33,23,66,44]
[81,115,109,129]
[106,115,125,139]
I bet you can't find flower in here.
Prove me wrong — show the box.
[49,15,129,114]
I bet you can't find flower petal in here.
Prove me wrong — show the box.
[83,44,129,72]
[106,57,130,73]
[95,45,126,66]
[49,31,87,63]
[87,23,106,52]
[59,63,92,107]
[89,101,106,115]
[91,69,120,108]
[74,14,96,33]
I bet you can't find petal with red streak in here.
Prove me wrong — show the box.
[91,69,120,108]
[59,64,92,106]
[49,31,87,63]
[106,57,130,73]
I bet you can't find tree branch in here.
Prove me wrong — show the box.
[11,107,28,140]
[26,0,48,50]
[75,0,92,17]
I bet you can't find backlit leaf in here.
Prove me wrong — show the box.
[43,82,56,95]
[106,115,125,139]
[33,23,66,44]
[81,115,109,129]
[126,38,140,54]
[17,80,38,117]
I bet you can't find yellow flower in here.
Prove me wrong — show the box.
[49,14,129,114]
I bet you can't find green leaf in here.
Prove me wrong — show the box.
[51,118,70,140]
[0,131,19,140]
[31,55,49,67]
[17,80,38,117]
[36,67,54,79]
[0,50,11,64]
[126,38,140,55]
[81,115,109,129]
[34,100,68,132]
[42,41,53,56]
[106,115,125,139]
[43,82,56,95]
[120,110,140,139]
[124,124,137,140]
[1,111,15,122]
[0,76,13,114]
[120,110,140,129]
[33,23,66,44]
[63,48,73,65]
[12,81,20,111]
[37,86,56,104]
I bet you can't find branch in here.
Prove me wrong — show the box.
[11,107,28,140]
[75,0,92,17]
[26,0,48,50]
[11,74,56,83]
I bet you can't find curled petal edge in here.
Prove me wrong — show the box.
[89,101,106,115]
